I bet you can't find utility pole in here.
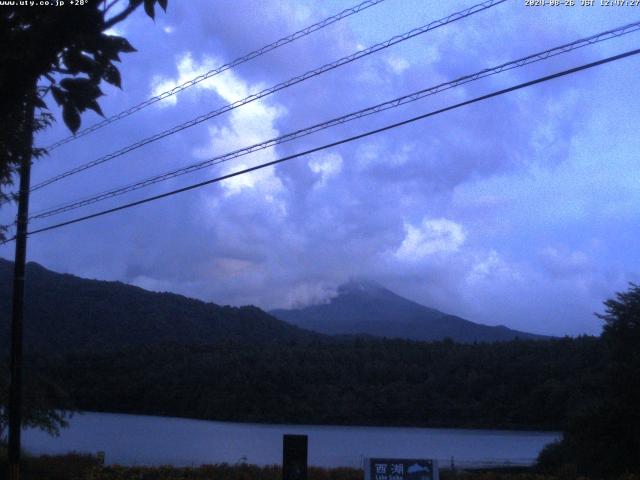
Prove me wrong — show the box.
[7,91,36,480]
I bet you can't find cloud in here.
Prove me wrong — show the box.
[2,0,637,337]
[150,52,258,107]
[151,52,287,196]
[281,281,338,309]
[540,246,591,279]
[467,250,520,284]
[387,56,410,75]
[308,152,343,187]
[395,218,466,261]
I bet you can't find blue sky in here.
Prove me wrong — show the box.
[1,0,638,336]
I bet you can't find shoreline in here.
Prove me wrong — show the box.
[68,410,563,435]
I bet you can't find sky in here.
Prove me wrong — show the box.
[1,0,639,336]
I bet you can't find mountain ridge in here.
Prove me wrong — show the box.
[0,257,320,353]
[0,258,547,351]
[271,279,547,342]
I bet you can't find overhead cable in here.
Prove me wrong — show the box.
[28,20,640,221]
[31,0,507,192]
[43,0,389,152]
[6,47,636,242]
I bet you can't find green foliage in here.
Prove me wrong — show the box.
[0,361,71,444]
[22,336,605,431]
[0,0,168,234]
[536,442,569,474]
[599,283,640,371]
[539,284,640,477]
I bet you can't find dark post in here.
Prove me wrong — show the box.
[7,91,35,480]
[282,434,308,480]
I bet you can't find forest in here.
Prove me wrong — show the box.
[15,336,605,431]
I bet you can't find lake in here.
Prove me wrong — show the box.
[22,412,561,468]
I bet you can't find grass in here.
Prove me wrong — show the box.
[1,453,362,480]
[2,452,640,480]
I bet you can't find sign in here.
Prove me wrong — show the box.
[365,458,439,480]
[283,434,308,480]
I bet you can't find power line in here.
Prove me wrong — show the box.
[27,20,640,221]
[6,47,636,243]
[30,0,507,192]
[43,0,389,152]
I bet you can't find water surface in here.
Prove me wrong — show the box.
[22,412,560,468]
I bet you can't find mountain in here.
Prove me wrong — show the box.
[270,280,547,342]
[0,258,319,353]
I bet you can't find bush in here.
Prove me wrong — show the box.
[536,441,569,473]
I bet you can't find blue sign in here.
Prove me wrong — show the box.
[366,458,439,480]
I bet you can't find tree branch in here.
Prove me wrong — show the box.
[104,1,140,29]
[103,0,120,15]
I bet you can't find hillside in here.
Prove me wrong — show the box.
[0,258,319,353]
[271,280,547,342]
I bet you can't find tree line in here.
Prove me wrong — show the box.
[16,336,604,431]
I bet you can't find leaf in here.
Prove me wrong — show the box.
[35,112,55,130]
[144,0,155,19]
[51,86,66,106]
[99,35,136,61]
[87,100,104,117]
[62,105,81,133]
[157,0,168,11]
[96,38,121,62]
[116,37,137,53]
[60,77,103,102]
[102,64,122,89]
[63,51,99,75]
[32,147,49,159]
[60,77,92,91]
[34,97,47,110]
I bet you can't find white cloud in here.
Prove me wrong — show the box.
[309,152,343,187]
[387,56,410,75]
[282,282,338,309]
[152,52,287,197]
[467,250,520,284]
[395,218,466,261]
[150,52,265,106]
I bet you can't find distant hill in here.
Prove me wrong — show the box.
[0,258,319,353]
[270,280,547,342]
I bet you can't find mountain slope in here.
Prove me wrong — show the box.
[270,280,547,342]
[0,258,319,353]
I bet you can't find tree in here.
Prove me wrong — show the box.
[0,0,168,239]
[539,283,640,476]
[0,365,70,445]
[0,0,169,470]
[590,282,640,474]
